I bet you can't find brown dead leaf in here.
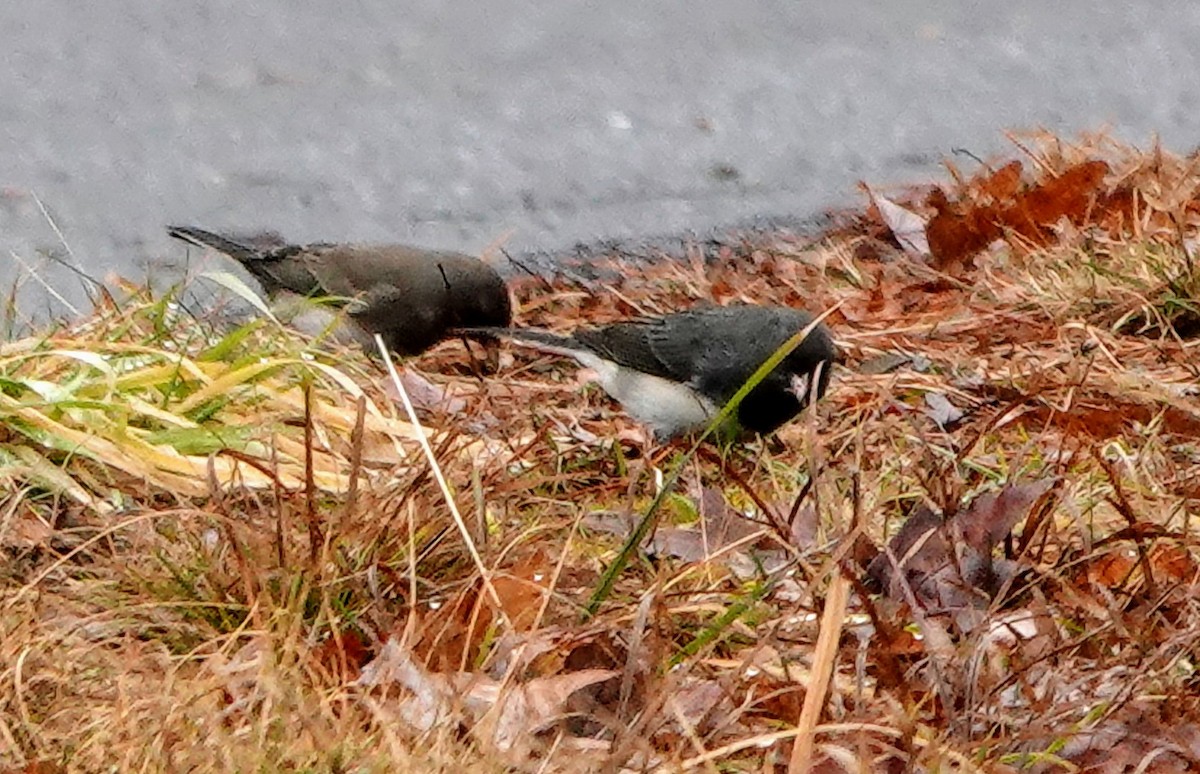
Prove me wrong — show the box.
[664,679,729,734]
[1080,540,1198,593]
[957,478,1057,551]
[383,367,469,414]
[1021,391,1200,441]
[1084,548,1139,589]
[867,479,1057,612]
[923,159,1111,269]
[923,391,965,429]
[1048,701,1200,773]
[0,764,66,774]
[473,668,617,753]
[355,637,463,732]
[744,677,805,722]
[584,486,769,566]
[412,552,556,669]
[1096,185,1140,235]
[411,588,488,672]
[3,507,55,549]
[469,627,628,715]
[491,574,549,632]
[357,638,616,757]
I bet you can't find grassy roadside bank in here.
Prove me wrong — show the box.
[2,131,1199,773]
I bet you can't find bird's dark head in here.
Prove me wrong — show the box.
[782,325,837,403]
[443,267,513,329]
[735,319,837,435]
[469,278,514,328]
[436,255,516,326]
[436,263,513,371]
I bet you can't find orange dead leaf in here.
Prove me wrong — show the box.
[925,159,1111,268]
[1001,159,1111,243]
[490,575,548,632]
[1149,544,1198,582]
[1096,185,1140,235]
[708,276,737,302]
[1085,548,1139,588]
[924,187,1004,269]
[310,629,372,681]
[972,160,1024,203]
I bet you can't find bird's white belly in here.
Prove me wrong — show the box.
[576,352,716,438]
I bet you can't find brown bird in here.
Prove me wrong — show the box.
[168,225,512,356]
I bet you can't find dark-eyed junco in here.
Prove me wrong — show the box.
[459,303,836,440]
[168,225,512,356]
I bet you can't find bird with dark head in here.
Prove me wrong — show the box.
[168,225,512,357]
[459,303,836,441]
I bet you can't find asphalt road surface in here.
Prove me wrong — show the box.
[3,1,1199,316]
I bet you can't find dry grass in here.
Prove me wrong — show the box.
[2,132,1199,773]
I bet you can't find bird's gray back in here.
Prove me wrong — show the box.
[299,244,478,298]
[570,305,816,389]
[646,305,827,401]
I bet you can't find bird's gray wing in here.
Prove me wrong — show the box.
[298,245,383,298]
[167,225,323,296]
[241,244,326,296]
[300,244,477,297]
[642,305,812,402]
[570,319,691,382]
[341,282,452,355]
[342,282,442,324]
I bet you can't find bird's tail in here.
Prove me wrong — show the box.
[453,326,583,358]
[167,225,262,263]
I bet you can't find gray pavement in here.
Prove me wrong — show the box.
[3,1,1199,317]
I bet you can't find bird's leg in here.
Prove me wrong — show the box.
[458,334,488,381]
[480,337,503,375]
[763,433,788,456]
[643,432,681,469]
